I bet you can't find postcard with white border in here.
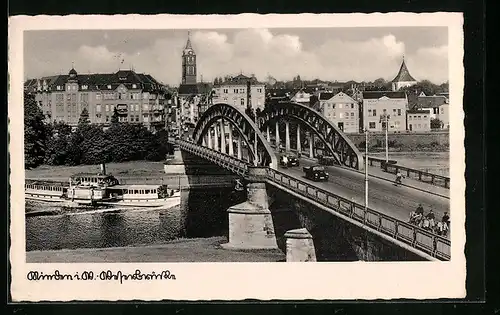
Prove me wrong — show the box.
[9,12,465,301]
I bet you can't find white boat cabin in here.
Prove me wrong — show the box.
[122,185,160,201]
[25,183,65,197]
[70,173,119,188]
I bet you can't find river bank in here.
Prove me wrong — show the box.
[26,236,286,263]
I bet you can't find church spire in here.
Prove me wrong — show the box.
[185,31,193,50]
[391,55,416,83]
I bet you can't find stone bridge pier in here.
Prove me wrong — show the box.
[222,166,279,250]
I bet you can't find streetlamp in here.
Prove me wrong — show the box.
[380,114,390,163]
[253,108,258,166]
[364,128,369,212]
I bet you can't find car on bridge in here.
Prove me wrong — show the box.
[303,165,329,181]
[280,154,300,167]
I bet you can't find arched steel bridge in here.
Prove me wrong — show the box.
[191,103,277,169]
[174,103,450,261]
[258,101,364,170]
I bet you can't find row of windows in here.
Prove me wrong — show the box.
[367,121,402,129]
[408,115,428,120]
[221,88,263,94]
[409,123,428,129]
[25,184,64,191]
[325,112,356,119]
[323,103,355,109]
[367,109,403,117]
[126,189,157,194]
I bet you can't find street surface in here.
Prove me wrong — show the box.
[276,155,450,224]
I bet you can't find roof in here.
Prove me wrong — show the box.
[24,70,168,94]
[362,91,407,99]
[70,173,115,178]
[178,84,199,95]
[407,109,431,114]
[319,92,335,100]
[392,58,417,83]
[328,91,357,104]
[114,184,160,189]
[416,95,448,108]
[266,89,292,98]
[219,74,264,86]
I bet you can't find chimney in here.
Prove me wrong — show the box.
[100,163,106,175]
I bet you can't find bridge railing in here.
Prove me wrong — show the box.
[266,168,451,261]
[177,140,249,176]
[366,156,450,189]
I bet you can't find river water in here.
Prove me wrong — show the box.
[25,187,243,252]
[371,151,450,176]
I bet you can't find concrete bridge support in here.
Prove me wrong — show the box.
[284,228,316,262]
[222,166,278,250]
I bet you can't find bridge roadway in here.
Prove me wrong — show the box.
[276,156,450,224]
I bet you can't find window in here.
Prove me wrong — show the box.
[130,104,134,111]
[368,109,372,114]
[96,105,101,112]
[393,109,397,114]
[143,104,149,110]
[409,116,412,120]
[339,104,343,109]
[423,115,427,118]
[441,108,444,114]
[240,98,245,106]
[373,109,377,116]
[369,122,376,129]
[233,89,238,93]
[398,109,401,116]
[339,113,343,119]
[81,85,88,90]
[96,113,101,118]
[223,89,228,93]
[56,85,62,91]
[135,104,139,111]
[257,88,262,93]
[383,109,387,114]
[96,93,101,100]
[106,105,109,112]
[106,116,109,122]
[72,85,77,91]
[66,85,71,91]
[345,112,349,119]
[351,103,354,109]
[107,85,112,89]
[239,88,245,93]
[132,84,137,89]
[350,112,354,117]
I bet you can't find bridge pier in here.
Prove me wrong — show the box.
[284,228,316,262]
[222,166,278,250]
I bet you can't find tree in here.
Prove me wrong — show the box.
[111,107,119,124]
[78,108,90,125]
[430,118,443,129]
[24,92,49,169]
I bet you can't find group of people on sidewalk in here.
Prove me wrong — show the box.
[409,204,450,236]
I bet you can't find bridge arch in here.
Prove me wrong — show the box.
[258,102,364,170]
[193,103,277,169]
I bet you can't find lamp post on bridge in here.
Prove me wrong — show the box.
[364,128,369,212]
[379,113,390,163]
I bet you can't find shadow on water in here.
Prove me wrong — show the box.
[183,187,246,238]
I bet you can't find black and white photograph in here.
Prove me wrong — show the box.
[9,13,466,301]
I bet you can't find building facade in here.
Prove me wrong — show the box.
[25,68,171,130]
[290,89,312,105]
[415,92,450,129]
[362,91,408,132]
[211,74,266,111]
[407,109,431,132]
[391,57,417,91]
[316,91,359,133]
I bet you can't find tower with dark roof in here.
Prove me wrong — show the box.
[391,56,417,91]
[181,31,197,85]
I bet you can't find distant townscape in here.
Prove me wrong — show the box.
[25,32,450,137]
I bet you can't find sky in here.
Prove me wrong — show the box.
[24,27,449,86]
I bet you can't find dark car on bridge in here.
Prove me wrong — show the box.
[280,155,300,167]
[303,165,329,181]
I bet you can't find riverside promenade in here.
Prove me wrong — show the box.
[26,237,286,263]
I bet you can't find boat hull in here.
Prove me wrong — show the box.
[99,196,181,208]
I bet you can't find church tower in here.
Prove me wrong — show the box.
[391,56,417,91]
[181,31,197,85]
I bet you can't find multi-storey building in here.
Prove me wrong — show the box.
[415,92,450,129]
[211,74,266,111]
[407,109,431,132]
[315,91,359,133]
[24,68,171,131]
[362,91,408,132]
